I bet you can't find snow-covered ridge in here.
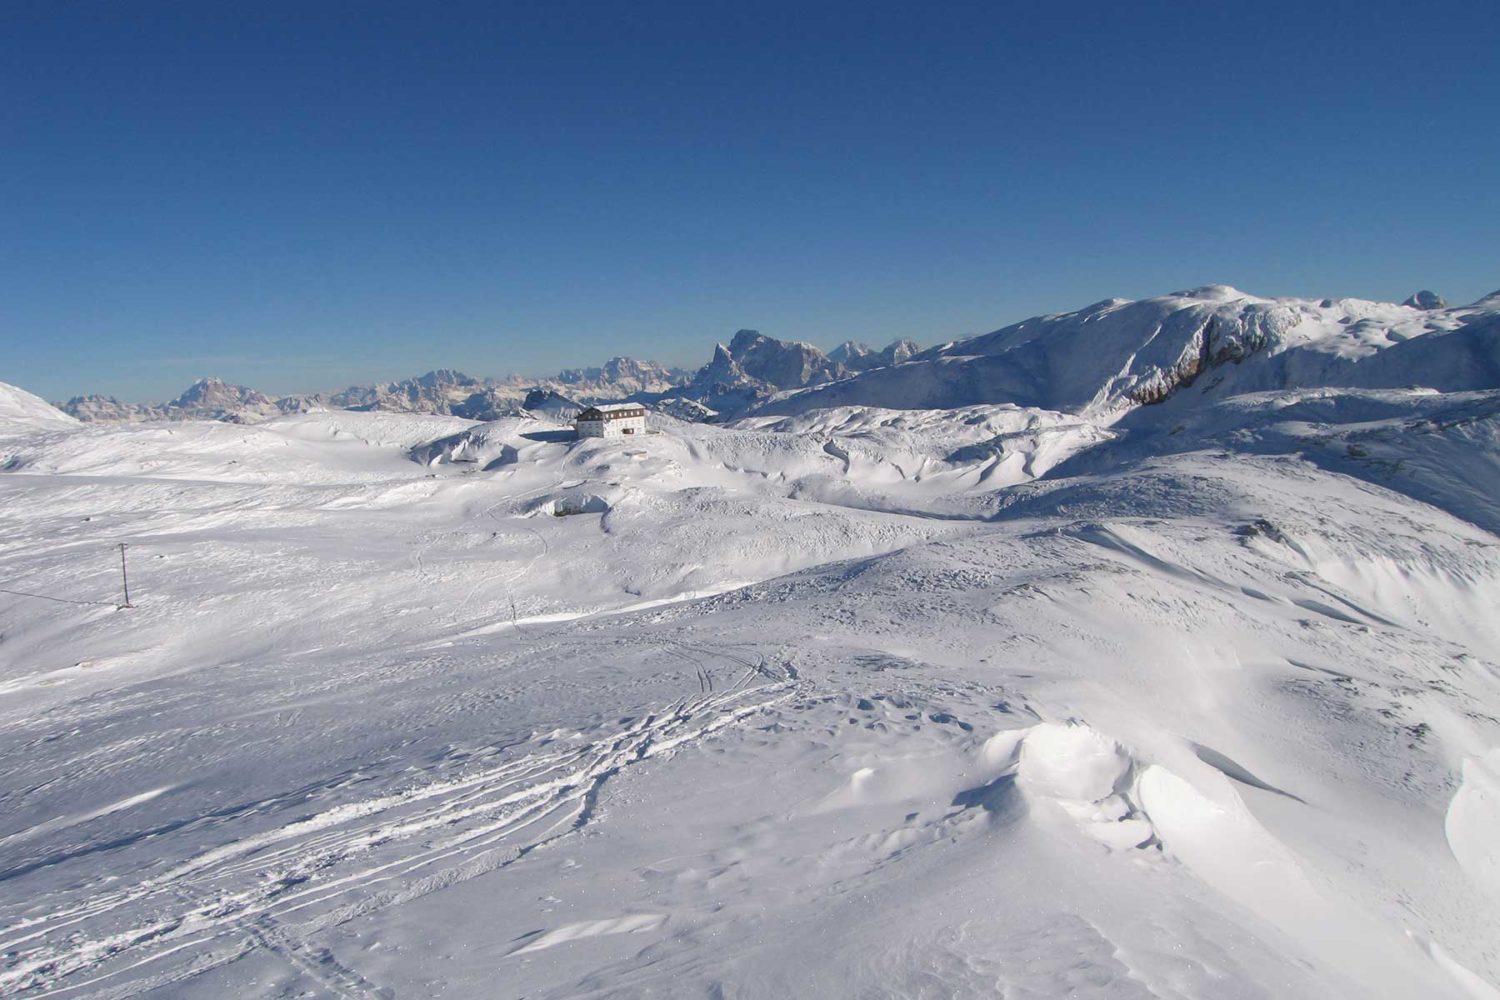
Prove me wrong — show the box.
[0,380,79,435]
[41,285,1500,428]
[756,285,1500,418]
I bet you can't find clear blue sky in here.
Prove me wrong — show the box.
[4,0,1497,402]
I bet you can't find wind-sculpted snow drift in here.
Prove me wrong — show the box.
[2,285,1500,998]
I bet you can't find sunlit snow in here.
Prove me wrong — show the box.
[1,285,1498,998]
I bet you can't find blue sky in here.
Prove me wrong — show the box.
[4,0,1497,402]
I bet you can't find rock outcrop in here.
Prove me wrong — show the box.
[1403,290,1448,310]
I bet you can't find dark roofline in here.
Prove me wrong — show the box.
[575,406,646,421]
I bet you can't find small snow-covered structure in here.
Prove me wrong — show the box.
[574,403,647,438]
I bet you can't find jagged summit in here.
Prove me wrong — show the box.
[412,369,478,389]
[699,343,743,380]
[677,330,924,415]
[724,329,842,390]
[328,370,484,413]
[881,338,920,365]
[830,338,920,372]
[827,340,871,366]
[59,356,689,424]
[60,377,279,424]
[555,357,686,396]
[171,377,279,421]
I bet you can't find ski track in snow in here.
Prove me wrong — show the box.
[5,333,1500,1000]
[0,677,796,997]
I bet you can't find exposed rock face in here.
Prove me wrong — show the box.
[450,389,524,421]
[1403,290,1448,310]
[1125,312,1282,405]
[725,329,842,390]
[697,344,746,384]
[58,334,928,426]
[881,338,920,366]
[681,342,773,415]
[652,396,719,423]
[828,340,875,368]
[61,378,279,423]
[666,331,927,417]
[752,286,1500,417]
[319,361,683,418]
[517,388,585,422]
[58,395,154,422]
[168,377,280,422]
[831,338,921,372]
[556,357,687,397]
[274,394,325,415]
[327,370,486,413]
[61,372,496,423]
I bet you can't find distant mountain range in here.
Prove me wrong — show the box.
[55,333,923,424]
[61,377,283,424]
[57,360,693,424]
[55,283,1497,430]
[672,330,919,415]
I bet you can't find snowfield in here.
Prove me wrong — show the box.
[2,286,1499,1000]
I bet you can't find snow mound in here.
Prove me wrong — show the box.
[533,491,614,516]
[3,409,476,483]
[1013,723,1154,850]
[0,380,80,436]
[410,419,529,470]
[1447,749,1500,903]
[1017,722,1131,801]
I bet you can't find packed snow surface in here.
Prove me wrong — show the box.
[2,287,1500,998]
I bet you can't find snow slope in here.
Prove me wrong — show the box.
[757,286,1500,417]
[2,287,1499,999]
[0,381,80,436]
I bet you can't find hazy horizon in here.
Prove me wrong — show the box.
[35,326,926,404]
[6,1,1497,403]
[27,277,1500,405]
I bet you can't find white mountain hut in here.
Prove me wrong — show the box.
[574,403,648,438]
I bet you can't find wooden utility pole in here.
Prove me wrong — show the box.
[118,543,133,608]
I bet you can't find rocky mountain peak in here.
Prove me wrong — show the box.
[722,330,840,390]
[1403,290,1447,310]
[169,378,278,422]
[882,338,920,365]
[699,344,743,382]
[828,340,873,366]
[412,369,479,389]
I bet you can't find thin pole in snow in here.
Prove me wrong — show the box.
[118,543,133,608]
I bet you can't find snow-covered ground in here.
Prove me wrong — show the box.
[2,289,1499,1000]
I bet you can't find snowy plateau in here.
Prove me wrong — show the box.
[1,284,1499,1000]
